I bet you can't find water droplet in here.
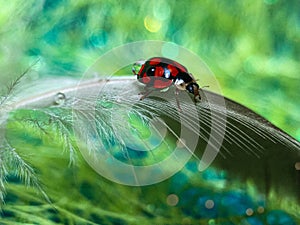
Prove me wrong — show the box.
[54,92,66,105]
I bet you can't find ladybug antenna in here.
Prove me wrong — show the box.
[201,85,209,89]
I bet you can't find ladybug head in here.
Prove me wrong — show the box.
[186,82,198,93]
[132,60,145,75]
[186,82,201,101]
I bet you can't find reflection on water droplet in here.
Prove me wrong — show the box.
[295,162,300,170]
[54,92,66,105]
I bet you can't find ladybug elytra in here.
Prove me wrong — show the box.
[132,57,201,105]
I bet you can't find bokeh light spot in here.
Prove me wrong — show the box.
[205,199,215,209]
[257,206,265,214]
[166,194,179,206]
[144,16,162,33]
[246,208,254,216]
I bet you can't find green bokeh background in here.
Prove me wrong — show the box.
[1,1,300,224]
[0,0,299,140]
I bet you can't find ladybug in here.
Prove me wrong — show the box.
[132,57,201,105]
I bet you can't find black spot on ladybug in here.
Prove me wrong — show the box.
[147,67,156,76]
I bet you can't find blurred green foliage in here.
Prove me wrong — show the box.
[0,1,300,223]
[0,0,299,140]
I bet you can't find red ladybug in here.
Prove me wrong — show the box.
[132,57,201,104]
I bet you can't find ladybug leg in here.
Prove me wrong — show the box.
[138,86,149,95]
[175,88,182,111]
[139,88,153,100]
[194,87,201,102]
